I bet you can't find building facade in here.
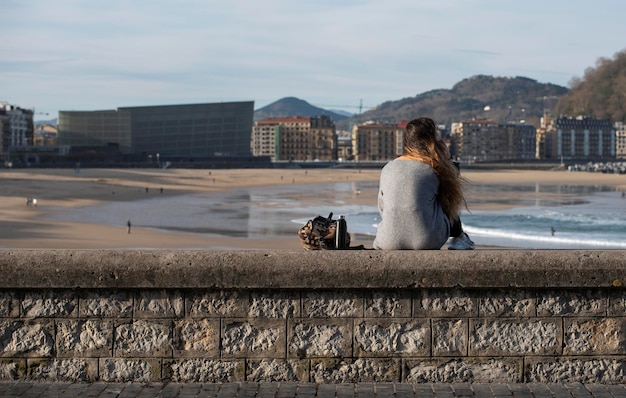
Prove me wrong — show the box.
[614,122,626,159]
[34,124,59,147]
[251,116,336,161]
[451,119,536,162]
[58,102,254,158]
[250,119,281,159]
[0,102,34,159]
[336,131,353,161]
[547,116,615,160]
[351,122,404,161]
[535,113,555,160]
[58,110,131,152]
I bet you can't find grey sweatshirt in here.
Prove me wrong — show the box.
[373,159,450,250]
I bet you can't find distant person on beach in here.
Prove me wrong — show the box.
[373,117,474,250]
[127,220,132,234]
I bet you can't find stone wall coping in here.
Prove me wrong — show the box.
[1,249,625,289]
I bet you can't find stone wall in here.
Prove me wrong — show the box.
[1,250,625,383]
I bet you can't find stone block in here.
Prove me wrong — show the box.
[187,290,247,318]
[564,317,626,355]
[79,291,133,318]
[354,319,430,357]
[99,357,161,382]
[537,290,606,317]
[310,358,400,383]
[414,289,477,318]
[0,359,26,380]
[135,290,184,318]
[248,291,299,318]
[404,358,521,383]
[0,320,54,357]
[166,358,245,382]
[222,319,285,358]
[246,359,308,382]
[28,358,97,382]
[479,289,535,317]
[469,318,561,356]
[303,291,362,318]
[432,319,468,356]
[114,319,171,358]
[364,290,411,318]
[56,319,113,357]
[173,318,219,357]
[21,291,77,318]
[288,319,352,359]
[525,356,626,383]
[608,291,626,316]
[0,292,19,318]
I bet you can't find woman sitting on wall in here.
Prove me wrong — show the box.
[373,116,474,250]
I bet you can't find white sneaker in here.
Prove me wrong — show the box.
[448,232,475,250]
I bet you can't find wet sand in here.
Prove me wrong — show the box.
[1,168,624,250]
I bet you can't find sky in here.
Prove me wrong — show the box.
[2,0,626,121]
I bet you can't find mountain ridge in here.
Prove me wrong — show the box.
[255,75,569,130]
[254,96,350,122]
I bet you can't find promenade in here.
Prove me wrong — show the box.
[1,382,626,398]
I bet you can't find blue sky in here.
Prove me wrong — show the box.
[2,0,626,120]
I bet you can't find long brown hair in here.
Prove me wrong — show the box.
[402,117,466,221]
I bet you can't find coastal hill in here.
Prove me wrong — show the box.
[554,49,626,123]
[254,76,568,129]
[351,75,568,128]
[253,96,350,122]
[255,50,626,128]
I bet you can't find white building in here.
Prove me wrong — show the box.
[0,102,34,159]
[616,122,626,159]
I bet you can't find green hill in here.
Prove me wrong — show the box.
[554,49,626,122]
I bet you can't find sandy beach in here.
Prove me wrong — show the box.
[1,167,625,250]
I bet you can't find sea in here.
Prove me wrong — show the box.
[45,179,626,249]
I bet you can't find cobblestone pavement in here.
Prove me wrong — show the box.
[1,382,626,398]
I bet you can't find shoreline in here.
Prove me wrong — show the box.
[1,168,625,250]
[0,168,380,250]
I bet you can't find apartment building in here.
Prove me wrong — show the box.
[535,112,555,159]
[251,115,336,161]
[34,124,59,146]
[547,116,615,160]
[0,102,34,158]
[451,119,536,162]
[351,122,404,161]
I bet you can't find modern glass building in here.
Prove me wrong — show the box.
[58,101,254,158]
[57,109,131,151]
